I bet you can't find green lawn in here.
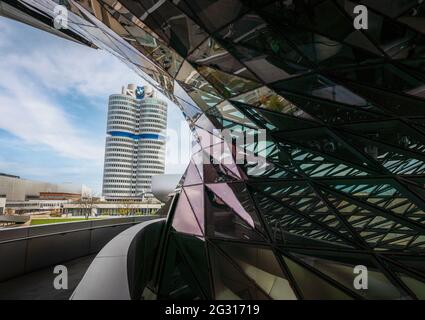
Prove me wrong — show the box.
[30,218,99,225]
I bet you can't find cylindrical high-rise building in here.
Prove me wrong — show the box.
[102,84,167,200]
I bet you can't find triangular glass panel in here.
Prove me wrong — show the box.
[173,80,203,121]
[177,81,224,111]
[233,100,316,131]
[219,13,311,70]
[336,79,425,117]
[251,181,358,243]
[337,1,425,59]
[176,60,223,93]
[282,92,384,124]
[398,273,425,299]
[172,190,203,236]
[158,234,206,299]
[188,37,259,81]
[232,86,314,120]
[197,65,261,99]
[206,101,259,129]
[183,185,204,233]
[251,190,356,249]
[208,243,270,299]
[320,188,420,251]
[174,234,212,298]
[137,1,209,57]
[262,0,384,60]
[281,255,353,300]
[216,242,297,300]
[175,1,250,33]
[384,255,425,276]
[183,160,203,186]
[206,183,258,229]
[205,184,267,242]
[324,180,425,225]
[201,158,240,184]
[288,250,410,299]
[339,131,425,176]
[272,74,372,107]
[281,142,370,177]
[274,128,381,173]
[193,126,223,149]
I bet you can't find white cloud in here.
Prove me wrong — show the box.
[0,17,139,162]
[0,70,104,161]
[4,47,144,99]
[0,17,192,189]
[0,18,12,47]
[0,17,144,100]
[1,42,143,100]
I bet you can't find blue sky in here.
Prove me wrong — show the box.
[0,17,191,194]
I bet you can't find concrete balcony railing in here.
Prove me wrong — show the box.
[71,218,166,300]
[0,216,158,282]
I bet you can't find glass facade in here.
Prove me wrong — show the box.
[2,0,425,299]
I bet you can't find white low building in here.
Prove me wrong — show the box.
[63,201,163,216]
[0,173,90,201]
[6,200,70,214]
[0,196,6,215]
[6,199,162,216]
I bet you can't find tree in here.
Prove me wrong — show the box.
[118,199,134,216]
[77,192,98,219]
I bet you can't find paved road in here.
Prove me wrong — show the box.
[0,255,95,300]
